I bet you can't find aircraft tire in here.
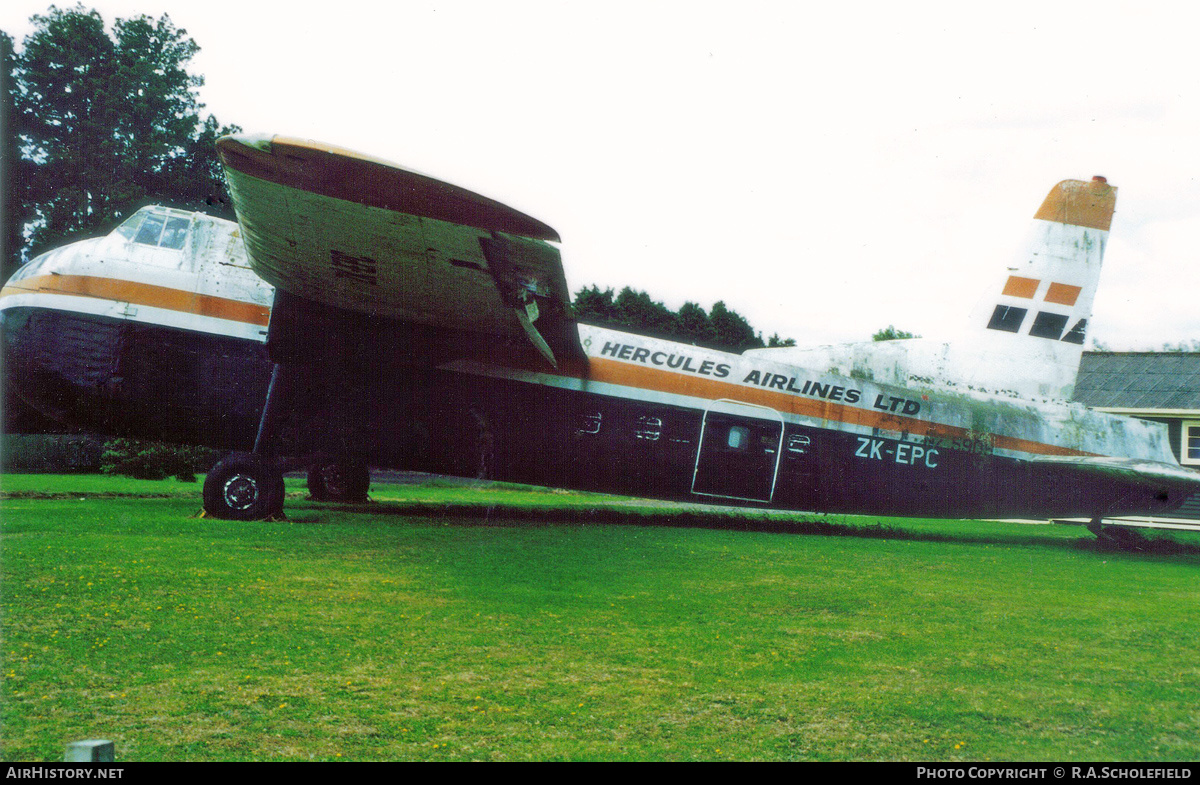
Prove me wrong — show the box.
[307,456,370,502]
[203,453,285,520]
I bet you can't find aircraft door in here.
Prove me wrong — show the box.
[691,400,784,503]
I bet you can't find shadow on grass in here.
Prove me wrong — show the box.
[312,498,1200,558]
[1076,532,1200,557]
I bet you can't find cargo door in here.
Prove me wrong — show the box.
[691,400,784,503]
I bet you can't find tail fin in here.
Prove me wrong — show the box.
[743,176,1117,401]
[959,176,1116,398]
[972,177,1115,345]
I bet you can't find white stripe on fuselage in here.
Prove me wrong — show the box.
[0,291,269,342]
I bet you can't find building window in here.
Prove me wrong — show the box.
[1184,421,1200,466]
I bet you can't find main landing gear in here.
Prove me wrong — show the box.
[306,454,371,503]
[202,453,372,519]
[202,363,293,520]
[201,362,377,520]
[203,452,286,521]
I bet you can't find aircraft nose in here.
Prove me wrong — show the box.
[0,239,123,426]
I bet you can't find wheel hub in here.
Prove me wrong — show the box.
[321,464,347,497]
[223,473,260,510]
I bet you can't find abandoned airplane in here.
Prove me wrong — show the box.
[3,134,1198,529]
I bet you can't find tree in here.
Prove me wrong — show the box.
[677,301,717,346]
[571,284,616,324]
[611,287,680,340]
[1,31,16,284]
[8,4,240,277]
[872,325,918,342]
[709,301,764,353]
[766,333,796,348]
[571,285,787,353]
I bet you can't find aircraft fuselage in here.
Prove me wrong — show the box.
[3,264,1193,521]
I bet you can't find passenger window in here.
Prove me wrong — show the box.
[576,412,602,435]
[787,434,811,454]
[635,416,662,441]
[159,216,190,250]
[134,213,166,245]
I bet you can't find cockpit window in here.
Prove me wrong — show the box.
[159,216,190,249]
[117,209,192,249]
[114,212,145,240]
[134,213,167,245]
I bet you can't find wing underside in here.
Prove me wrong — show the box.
[216,134,578,367]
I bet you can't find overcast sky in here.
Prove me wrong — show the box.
[5,1,1199,349]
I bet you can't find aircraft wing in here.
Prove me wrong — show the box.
[215,134,577,367]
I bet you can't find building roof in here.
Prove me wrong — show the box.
[1074,352,1200,410]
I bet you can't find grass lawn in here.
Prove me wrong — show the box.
[3,473,1200,761]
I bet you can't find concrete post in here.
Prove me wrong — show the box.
[64,740,114,762]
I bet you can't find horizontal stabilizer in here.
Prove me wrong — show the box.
[1025,455,1200,489]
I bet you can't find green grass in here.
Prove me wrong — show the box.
[1,472,210,497]
[4,473,1200,761]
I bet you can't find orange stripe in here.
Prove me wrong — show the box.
[585,358,1091,458]
[0,274,270,326]
[1032,178,1117,231]
[1044,282,1082,306]
[1002,275,1040,299]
